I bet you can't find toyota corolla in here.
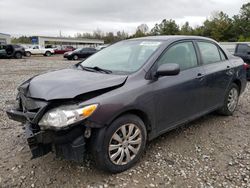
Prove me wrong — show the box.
[6,36,247,173]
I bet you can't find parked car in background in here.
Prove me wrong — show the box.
[64,47,97,60]
[54,46,75,54]
[6,36,247,173]
[0,44,25,59]
[96,44,109,50]
[234,43,250,80]
[25,45,55,57]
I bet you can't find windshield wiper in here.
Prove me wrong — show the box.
[78,64,112,74]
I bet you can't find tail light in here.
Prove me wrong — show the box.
[243,63,249,70]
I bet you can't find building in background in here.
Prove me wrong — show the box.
[0,33,11,44]
[32,36,104,48]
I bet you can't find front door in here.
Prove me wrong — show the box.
[153,41,206,133]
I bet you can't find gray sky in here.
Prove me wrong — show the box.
[0,0,248,37]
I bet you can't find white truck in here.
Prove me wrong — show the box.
[25,45,55,57]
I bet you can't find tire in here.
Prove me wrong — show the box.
[14,52,22,59]
[73,55,79,60]
[218,83,239,116]
[25,51,31,57]
[45,51,52,56]
[91,114,147,173]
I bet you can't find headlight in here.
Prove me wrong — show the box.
[39,104,98,130]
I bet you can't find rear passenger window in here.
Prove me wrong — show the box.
[157,42,198,71]
[197,42,221,64]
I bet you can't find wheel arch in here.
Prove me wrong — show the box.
[107,108,153,135]
[232,79,241,93]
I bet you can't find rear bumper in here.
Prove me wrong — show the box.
[7,108,86,162]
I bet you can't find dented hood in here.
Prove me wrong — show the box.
[18,68,127,101]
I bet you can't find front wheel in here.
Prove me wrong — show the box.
[25,51,31,57]
[218,83,239,116]
[91,114,147,173]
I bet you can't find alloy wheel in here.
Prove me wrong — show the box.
[227,87,238,112]
[108,123,142,165]
[26,52,31,57]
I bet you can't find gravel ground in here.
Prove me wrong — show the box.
[0,55,249,188]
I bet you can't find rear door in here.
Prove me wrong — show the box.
[153,41,206,133]
[196,40,233,110]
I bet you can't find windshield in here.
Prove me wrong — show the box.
[80,40,162,74]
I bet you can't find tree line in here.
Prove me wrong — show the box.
[12,2,250,44]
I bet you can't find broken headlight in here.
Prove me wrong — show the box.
[39,104,98,130]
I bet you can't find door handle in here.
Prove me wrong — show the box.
[226,65,231,69]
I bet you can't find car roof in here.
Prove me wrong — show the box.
[129,35,216,42]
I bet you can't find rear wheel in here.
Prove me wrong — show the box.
[91,114,147,173]
[218,83,239,116]
[15,52,22,59]
[45,51,52,56]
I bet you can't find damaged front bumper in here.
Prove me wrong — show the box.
[6,108,86,163]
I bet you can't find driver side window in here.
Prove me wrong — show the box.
[157,42,198,71]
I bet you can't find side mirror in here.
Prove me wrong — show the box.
[155,63,180,77]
